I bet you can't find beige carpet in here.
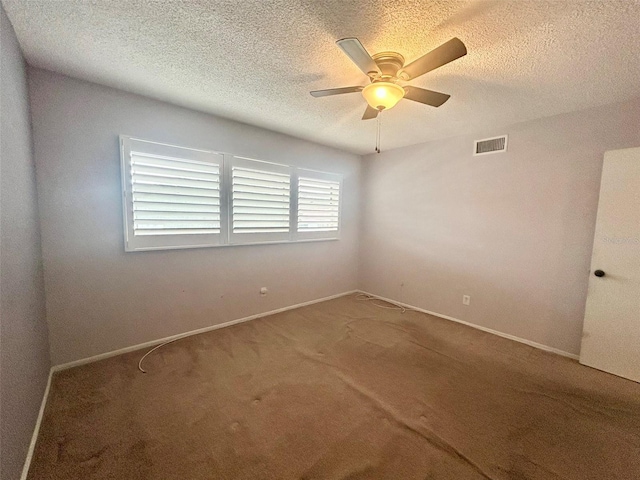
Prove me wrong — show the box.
[28,294,640,479]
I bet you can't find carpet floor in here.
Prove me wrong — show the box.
[28,294,640,479]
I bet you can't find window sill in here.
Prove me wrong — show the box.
[125,236,339,252]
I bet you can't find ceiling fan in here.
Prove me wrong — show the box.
[310,37,467,120]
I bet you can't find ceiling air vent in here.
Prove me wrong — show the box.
[474,135,508,156]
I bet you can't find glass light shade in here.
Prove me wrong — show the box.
[362,82,405,110]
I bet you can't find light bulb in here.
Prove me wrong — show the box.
[362,82,405,110]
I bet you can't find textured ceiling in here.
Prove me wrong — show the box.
[4,0,640,154]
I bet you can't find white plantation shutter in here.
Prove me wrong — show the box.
[296,171,342,239]
[131,154,220,235]
[229,157,291,243]
[121,137,224,251]
[121,137,343,250]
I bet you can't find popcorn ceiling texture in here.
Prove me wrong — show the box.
[4,0,640,154]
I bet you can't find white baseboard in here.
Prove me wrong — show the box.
[357,290,579,360]
[52,290,358,372]
[20,367,53,480]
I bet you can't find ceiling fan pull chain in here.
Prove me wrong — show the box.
[375,112,381,153]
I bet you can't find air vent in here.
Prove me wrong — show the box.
[474,135,508,156]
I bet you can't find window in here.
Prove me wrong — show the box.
[120,136,342,251]
[121,137,224,251]
[229,156,291,244]
[296,171,341,239]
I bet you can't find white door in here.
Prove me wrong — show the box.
[580,147,640,383]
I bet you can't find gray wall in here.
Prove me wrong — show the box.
[0,6,51,479]
[28,68,361,366]
[360,98,640,356]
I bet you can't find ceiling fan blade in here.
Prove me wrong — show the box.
[362,105,379,120]
[403,86,451,107]
[399,37,467,80]
[336,38,381,76]
[310,86,364,97]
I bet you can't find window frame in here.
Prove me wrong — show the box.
[294,169,343,241]
[120,136,343,252]
[227,155,293,245]
[120,136,226,252]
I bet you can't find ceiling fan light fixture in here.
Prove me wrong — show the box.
[362,82,405,111]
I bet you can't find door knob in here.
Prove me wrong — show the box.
[594,270,605,277]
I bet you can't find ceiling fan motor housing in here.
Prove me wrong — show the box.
[371,52,405,81]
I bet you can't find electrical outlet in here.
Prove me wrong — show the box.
[462,295,471,306]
